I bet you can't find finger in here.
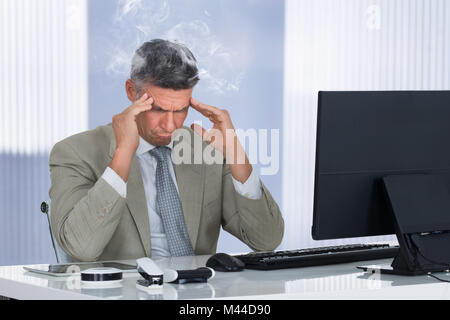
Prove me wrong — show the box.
[130,98,153,115]
[190,97,221,117]
[208,114,221,124]
[191,123,207,138]
[126,96,153,112]
[137,92,149,103]
[134,96,153,108]
[191,124,221,146]
[135,95,154,107]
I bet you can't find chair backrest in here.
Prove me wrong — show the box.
[40,201,72,264]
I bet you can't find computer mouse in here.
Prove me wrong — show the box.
[206,253,245,272]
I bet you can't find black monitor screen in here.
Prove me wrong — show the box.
[312,91,450,240]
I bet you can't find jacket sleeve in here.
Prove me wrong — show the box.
[220,164,284,251]
[49,141,127,262]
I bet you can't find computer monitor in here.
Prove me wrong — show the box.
[312,91,450,240]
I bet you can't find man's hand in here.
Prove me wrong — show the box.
[109,93,153,182]
[190,97,253,183]
[189,97,235,155]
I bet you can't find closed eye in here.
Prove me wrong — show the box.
[175,106,189,113]
[150,105,165,113]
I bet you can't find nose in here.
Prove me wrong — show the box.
[160,111,176,133]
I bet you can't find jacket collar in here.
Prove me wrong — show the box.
[135,136,174,156]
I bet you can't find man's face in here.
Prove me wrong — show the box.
[131,83,192,146]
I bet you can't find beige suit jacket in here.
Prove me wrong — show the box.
[49,124,284,262]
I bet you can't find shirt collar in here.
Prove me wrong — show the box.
[136,136,174,156]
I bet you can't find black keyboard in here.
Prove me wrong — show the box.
[234,243,399,270]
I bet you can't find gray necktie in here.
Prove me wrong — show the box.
[150,146,194,256]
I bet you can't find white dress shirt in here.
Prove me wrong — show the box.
[102,136,263,258]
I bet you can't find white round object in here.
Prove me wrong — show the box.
[81,267,123,283]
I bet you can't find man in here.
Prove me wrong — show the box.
[49,39,284,262]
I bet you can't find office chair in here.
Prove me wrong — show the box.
[40,201,72,263]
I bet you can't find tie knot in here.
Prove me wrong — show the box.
[150,146,171,162]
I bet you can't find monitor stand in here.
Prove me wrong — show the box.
[358,174,450,276]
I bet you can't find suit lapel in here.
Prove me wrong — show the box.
[174,162,204,251]
[126,157,151,256]
[107,125,151,256]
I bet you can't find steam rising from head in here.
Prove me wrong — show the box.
[107,0,246,96]
[130,39,200,92]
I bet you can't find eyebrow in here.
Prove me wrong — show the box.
[152,104,189,112]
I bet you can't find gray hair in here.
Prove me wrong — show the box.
[130,39,200,91]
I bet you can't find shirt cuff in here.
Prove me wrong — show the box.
[231,168,263,200]
[102,167,127,198]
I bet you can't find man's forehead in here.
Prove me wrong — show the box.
[142,85,192,110]
[152,102,189,111]
[150,97,190,110]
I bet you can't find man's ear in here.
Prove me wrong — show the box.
[125,79,137,102]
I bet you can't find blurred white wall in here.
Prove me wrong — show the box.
[0,0,87,265]
[282,0,450,250]
[0,0,88,155]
